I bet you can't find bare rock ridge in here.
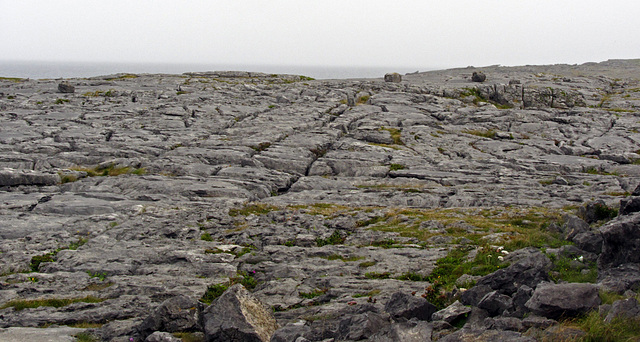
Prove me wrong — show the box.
[0,59,639,341]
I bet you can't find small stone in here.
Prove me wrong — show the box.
[384,73,402,83]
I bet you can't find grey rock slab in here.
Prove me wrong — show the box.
[0,326,85,342]
[431,300,472,324]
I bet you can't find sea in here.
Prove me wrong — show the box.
[0,60,433,80]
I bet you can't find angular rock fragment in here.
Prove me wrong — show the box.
[202,284,278,342]
[431,300,472,324]
[384,292,437,321]
[137,295,203,339]
[525,282,600,319]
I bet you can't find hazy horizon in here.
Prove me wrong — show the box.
[2,1,639,71]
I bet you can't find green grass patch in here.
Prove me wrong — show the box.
[396,271,428,281]
[54,98,69,104]
[200,233,213,242]
[358,261,377,268]
[353,289,381,298]
[228,203,279,217]
[172,332,205,342]
[250,142,271,152]
[299,288,328,299]
[548,254,598,283]
[462,129,496,139]
[379,127,404,145]
[364,272,391,279]
[200,270,258,304]
[356,95,370,105]
[316,231,346,247]
[321,254,364,262]
[75,332,98,342]
[29,238,88,272]
[69,165,145,177]
[389,163,406,171]
[1,296,104,310]
[0,77,27,82]
[558,310,640,342]
[583,166,618,176]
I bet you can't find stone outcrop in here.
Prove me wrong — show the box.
[0,60,639,340]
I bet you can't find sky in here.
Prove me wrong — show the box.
[1,0,639,69]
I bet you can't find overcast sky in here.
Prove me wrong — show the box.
[2,0,639,69]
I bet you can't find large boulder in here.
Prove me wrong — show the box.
[384,292,437,322]
[471,72,486,82]
[604,298,640,323]
[477,291,512,317]
[137,295,203,339]
[58,81,75,93]
[461,248,551,306]
[384,73,402,83]
[620,197,640,215]
[525,283,600,319]
[202,284,278,342]
[598,212,640,269]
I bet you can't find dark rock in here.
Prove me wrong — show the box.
[477,291,512,317]
[58,81,75,93]
[468,248,550,299]
[572,231,603,254]
[619,197,640,215]
[538,325,586,341]
[525,282,600,319]
[504,285,533,318]
[460,285,492,307]
[438,328,535,342]
[509,79,521,85]
[337,310,390,341]
[461,307,490,330]
[484,316,524,332]
[384,73,402,83]
[598,263,640,293]
[471,72,486,82]
[384,292,437,321]
[598,212,640,269]
[562,215,590,241]
[431,300,472,324]
[632,184,640,196]
[137,295,202,339]
[578,200,617,224]
[604,297,640,323]
[202,284,279,342]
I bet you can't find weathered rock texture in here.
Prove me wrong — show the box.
[0,60,639,340]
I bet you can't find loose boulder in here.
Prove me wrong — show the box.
[201,284,278,342]
[384,73,402,83]
[619,197,640,216]
[384,292,437,321]
[58,81,75,93]
[598,212,640,269]
[136,295,202,339]
[525,283,600,319]
[471,72,486,82]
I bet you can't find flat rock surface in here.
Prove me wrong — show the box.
[0,60,639,339]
